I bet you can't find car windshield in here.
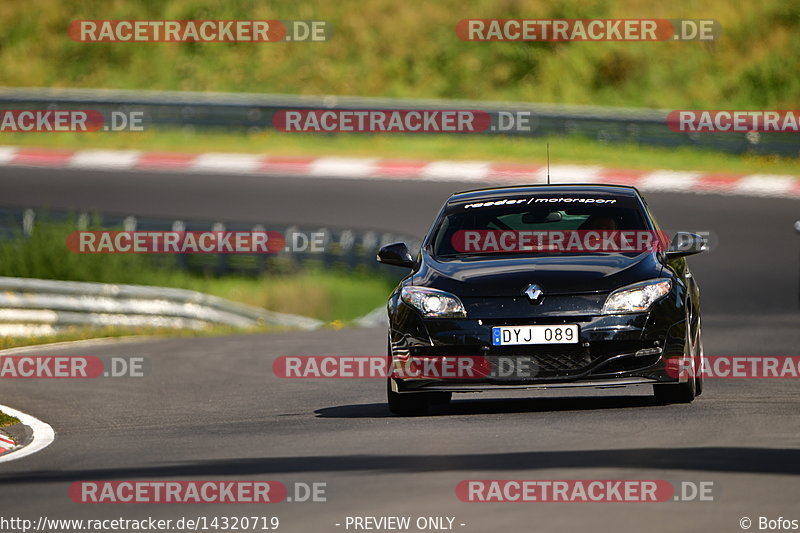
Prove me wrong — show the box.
[430,194,650,258]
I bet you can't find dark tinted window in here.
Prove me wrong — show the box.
[430,194,649,257]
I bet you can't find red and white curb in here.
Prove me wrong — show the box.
[1,145,798,199]
[0,403,55,463]
[0,433,15,454]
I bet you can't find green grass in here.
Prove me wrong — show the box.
[1,1,798,109]
[0,412,20,428]
[186,272,392,322]
[1,129,798,175]
[2,1,797,177]
[0,219,396,323]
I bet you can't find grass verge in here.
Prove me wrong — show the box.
[1,1,799,109]
[0,411,21,428]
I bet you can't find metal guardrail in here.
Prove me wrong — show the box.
[0,276,324,337]
[0,87,796,156]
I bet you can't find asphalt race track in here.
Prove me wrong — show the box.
[0,166,799,532]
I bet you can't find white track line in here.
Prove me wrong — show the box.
[309,157,379,177]
[0,146,19,164]
[422,161,491,181]
[68,149,140,169]
[0,403,55,464]
[191,153,261,173]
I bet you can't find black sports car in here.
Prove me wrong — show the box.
[378,184,706,415]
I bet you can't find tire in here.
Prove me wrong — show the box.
[387,379,430,416]
[694,323,704,397]
[385,336,452,415]
[654,320,697,404]
[428,392,452,405]
[653,380,695,404]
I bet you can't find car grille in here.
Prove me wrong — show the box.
[407,341,647,380]
[484,346,594,379]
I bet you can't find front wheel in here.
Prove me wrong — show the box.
[387,379,452,415]
[653,380,695,404]
[654,320,698,404]
[694,323,704,397]
[387,379,430,415]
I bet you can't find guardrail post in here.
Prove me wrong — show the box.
[172,220,187,271]
[212,222,227,275]
[123,216,137,231]
[361,231,378,271]
[284,225,299,272]
[76,213,90,231]
[318,228,332,269]
[339,230,356,269]
[251,224,268,275]
[22,209,35,237]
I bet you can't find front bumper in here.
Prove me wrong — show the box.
[389,292,687,393]
[390,377,661,394]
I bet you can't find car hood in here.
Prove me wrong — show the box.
[413,252,664,297]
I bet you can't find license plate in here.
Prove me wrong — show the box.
[492,324,579,345]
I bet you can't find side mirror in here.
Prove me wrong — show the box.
[666,232,706,258]
[377,242,414,268]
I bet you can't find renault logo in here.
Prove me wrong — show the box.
[523,283,544,303]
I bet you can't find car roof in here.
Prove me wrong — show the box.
[449,184,642,202]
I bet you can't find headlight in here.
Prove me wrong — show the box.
[602,279,672,314]
[401,287,466,318]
